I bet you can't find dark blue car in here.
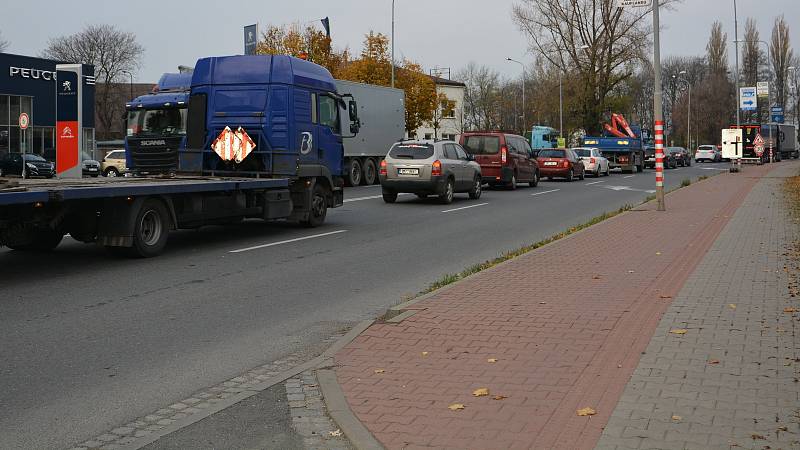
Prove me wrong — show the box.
[0,153,55,178]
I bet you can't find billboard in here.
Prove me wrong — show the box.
[244,24,258,55]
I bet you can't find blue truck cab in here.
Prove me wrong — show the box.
[125,72,192,172]
[582,126,645,173]
[530,126,559,149]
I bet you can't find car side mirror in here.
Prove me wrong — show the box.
[467,154,475,161]
[348,100,358,121]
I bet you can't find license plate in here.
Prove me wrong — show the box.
[398,168,419,175]
[544,161,557,166]
[88,168,98,171]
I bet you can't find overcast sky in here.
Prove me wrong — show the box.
[2,0,798,82]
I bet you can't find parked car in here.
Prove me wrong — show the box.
[80,151,101,177]
[537,148,585,181]
[573,147,610,177]
[102,149,128,177]
[668,147,692,167]
[379,140,482,204]
[644,146,677,169]
[0,153,55,178]
[460,132,539,189]
[695,144,722,162]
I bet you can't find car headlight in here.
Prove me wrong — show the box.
[26,162,36,169]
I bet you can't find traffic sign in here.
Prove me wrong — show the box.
[757,81,769,97]
[18,112,29,130]
[739,87,757,111]
[615,0,652,6]
[753,133,765,156]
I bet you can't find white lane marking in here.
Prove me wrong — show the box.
[531,189,561,197]
[602,185,656,194]
[344,193,411,203]
[230,230,347,253]
[441,202,489,213]
[700,167,729,171]
[623,175,635,179]
[585,180,605,185]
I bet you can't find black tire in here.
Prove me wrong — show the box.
[127,199,170,257]
[346,159,362,187]
[529,170,539,187]
[7,230,64,251]
[507,173,517,190]
[468,176,482,199]
[0,167,4,177]
[302,184,328,227]
[579,167,585,180]
[566,168,574,182]
[105,167,119,177]
[595,167,601,178]
[439,178,455,204]
[604,165,610,176]
[382,192,398,203]
[686,159,691,167]
[361,158,377,186]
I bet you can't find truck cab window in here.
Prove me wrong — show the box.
[319,95,339,133]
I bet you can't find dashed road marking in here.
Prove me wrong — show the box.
[442,202,489,213]
[585,180,605,185]
[623,175,635,179]
[531,189,561,197]
[230,230,347,253]
[344,193,410,203]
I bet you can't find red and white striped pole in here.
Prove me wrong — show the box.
[655,120,666,211]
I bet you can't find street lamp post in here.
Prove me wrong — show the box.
[391,0,395,89]
[507,58,526,134]
[121,70,134,101]
[734,0,740,128]
[673,72,691,152]
[653,0,665,211]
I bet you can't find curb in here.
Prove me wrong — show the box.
[318,370,385,450]
[117,319,375,450]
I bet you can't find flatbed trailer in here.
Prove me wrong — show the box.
[582,137,644,173]
[0,175,320,257]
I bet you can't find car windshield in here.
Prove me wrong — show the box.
[389,143,434,160]
[462,135,500,155]
[698,146,714,151]
[22,154,47,162]
[573,149,591,157]
[669,148,682,154]
[538,149,565,158]
[127,107,187,137]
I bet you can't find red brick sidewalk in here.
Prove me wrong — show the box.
[334,165,775,450]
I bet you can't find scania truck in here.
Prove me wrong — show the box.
[0,54,361,257]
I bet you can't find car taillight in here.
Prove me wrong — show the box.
[590,157,596,164]
[501,146,508,164]
[563,160,569,168]
[379,160,387,176]
[432,160,442,176]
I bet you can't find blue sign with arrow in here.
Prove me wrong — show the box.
[740,87,757,111]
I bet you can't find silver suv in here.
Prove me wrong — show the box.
[379,140,482,204]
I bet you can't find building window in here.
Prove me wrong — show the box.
[424,133,433,140]
[83,128,96,159]
[440,99,456,119]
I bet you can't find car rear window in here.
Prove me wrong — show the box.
[389,144,434,160]
[538,149,565,158]
[573,149,591,157]
[698,146,714,150]
[462,135,500,155]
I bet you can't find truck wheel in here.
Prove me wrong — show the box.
[362,158,377,185]
[301,184,328,227]
[346,159,362,187]
[129,199,170,257]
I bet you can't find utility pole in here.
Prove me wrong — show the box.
[391,0,395,88]
[734,0,740,128]
[559,71,564,140]
[653,0,665,211]
[507,58,526,134]
[674,72,691,151]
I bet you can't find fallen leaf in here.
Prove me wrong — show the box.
[784,307,798,313]
[421,351,429,357]
[487,358,498,363]
[492,395,508,400]
[671,415,682,421]
[374,369,385,374]
[659,295,673,299]
[729,304,737,309]
[448,403,465,411]
[472,388,490,397]
[617,364,623,368]
[628,270,635,274]
[592,275,602,280]
[329,429,343,437]
[777,426,788,432]
[751,434,766,440]
[539,301,547,305]
[576,407,596,416]
[656,252,662,255]
[669,329,688,335]
[708,360,721,365]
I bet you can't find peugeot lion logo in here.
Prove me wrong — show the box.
[62,80,72,91]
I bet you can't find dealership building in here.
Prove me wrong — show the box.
[0,52,95,160]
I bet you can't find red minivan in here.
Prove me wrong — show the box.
[460,132,539,189]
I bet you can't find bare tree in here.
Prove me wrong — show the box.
[456,62,503,131]
[741,18,765,86]
[42,24,144,140]
[0,31,8,52]
[706,22,728,75]
[770,15,793,108]
[513,0,657,134]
